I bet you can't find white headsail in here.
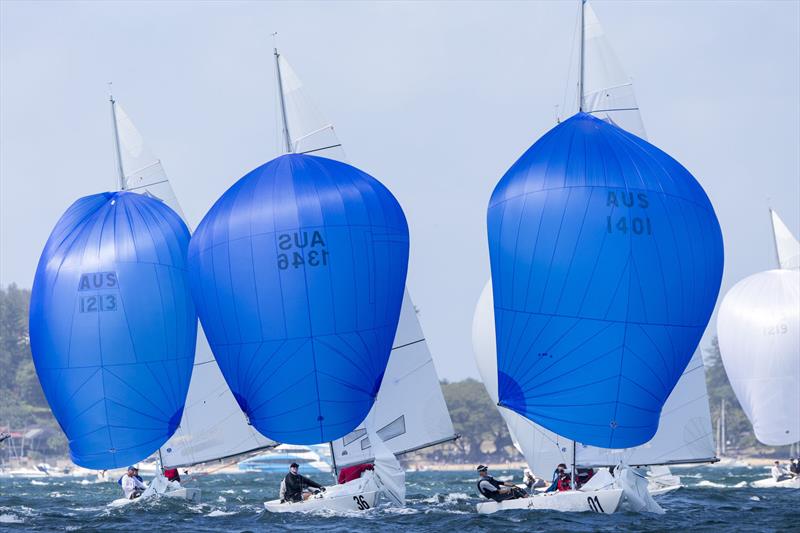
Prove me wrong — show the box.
[273,50,457,466]
[770,209,800,270]
[718,214,800,447]
[109,97,278,468]
[473,281,716,479]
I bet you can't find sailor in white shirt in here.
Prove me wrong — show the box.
[770,461,792,482]
[121,466,146,499]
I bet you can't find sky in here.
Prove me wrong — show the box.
[1,0,798,382]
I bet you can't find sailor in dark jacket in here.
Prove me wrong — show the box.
[282,462,326,503]
[476,465,526,502]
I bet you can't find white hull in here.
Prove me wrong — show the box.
[108,487,201,507]
[476,488,623,515]
[751,476,800,489]
[264,474,379,513]
[649,484,681,497]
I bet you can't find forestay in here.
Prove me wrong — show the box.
[30,192,196,469]
[487,112,724,449]
[275,49,455,458]
[331,291,457,468]
[473,281,716,480]
[110,100,278,468]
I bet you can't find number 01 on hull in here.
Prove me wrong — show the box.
[476,488,623,515]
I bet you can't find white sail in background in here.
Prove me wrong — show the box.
[113,101,185,219]
[274,49,457,467]
[581,3,646,139]
[331,291,457,468]
[111,99,278,468]
[473,281,716,479]
[770,209,800,270]
[718,269,800,446]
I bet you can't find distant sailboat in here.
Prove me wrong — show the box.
[718,209,800,488]
[108,96,279,472]
[28,94,198,503]
[477,0,724,515]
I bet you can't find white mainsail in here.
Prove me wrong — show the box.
[473,281,716,479]
[770,209,800,270]
[580,3,646,139]
[332,291,456,467]
[718,214,800,447]
[273,50,457,466]
[112,100,184,219]
[110,97,277,469]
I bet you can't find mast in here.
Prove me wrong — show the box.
[273,47,293,153]
[109,86,126,190]
[721,399,726,456]
[571,440,577,490]
[578,0,586,112]
[329,442,338,479]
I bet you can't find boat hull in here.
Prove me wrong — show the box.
[751,477,800,489]
[476,488,623,515]
[108,487,201,507]
[264,474,379,513]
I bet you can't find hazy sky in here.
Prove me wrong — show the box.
[2,1,798,381]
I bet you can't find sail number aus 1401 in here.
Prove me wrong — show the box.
[605,190,652,236]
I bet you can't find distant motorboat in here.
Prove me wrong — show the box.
[239,445,332,474]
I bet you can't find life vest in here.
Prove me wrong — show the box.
[477,475,504,501]
[557,474,572,491]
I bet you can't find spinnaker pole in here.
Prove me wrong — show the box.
[109,85,126,190]
[273,47,293,153]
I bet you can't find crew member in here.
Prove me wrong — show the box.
[163,467,180,483]
[476,465,526,502]
[523,468,545,490]
[771,460,792,482]
[282,462,326,503]
[121,466,146,499]
[545,463,567,493]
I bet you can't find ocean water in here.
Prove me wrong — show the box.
[0,465,796,532]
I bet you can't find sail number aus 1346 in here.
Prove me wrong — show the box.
[277,230,329,270]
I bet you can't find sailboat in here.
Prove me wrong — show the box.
[28,93,199,506]
[473,1,718,507]
[718,209,800,489]
[269,48,457,474]
[187,45,416,513]
[108,96,279,490]
[477,0,724,514]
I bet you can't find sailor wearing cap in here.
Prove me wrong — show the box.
[476,465,526,502]
[281,462,326,503]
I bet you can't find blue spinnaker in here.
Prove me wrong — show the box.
[487,113,723,449]
[189,154,409,444]
[29,192,197,470]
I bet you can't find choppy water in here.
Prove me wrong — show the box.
[0,465,796,532]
